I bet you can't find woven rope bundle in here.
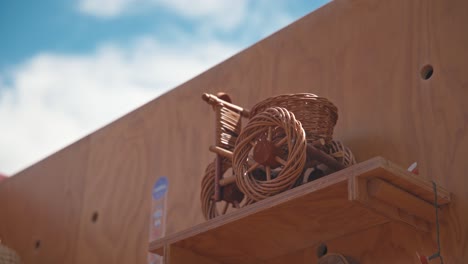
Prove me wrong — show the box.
[200,158,254,220]
[250,93,338,143]
[324,141,356,167]
[200,158,231,220]
[0,244,20,264]
[233,107,307,201]
[215,105,242,151]
[318,253,352,264]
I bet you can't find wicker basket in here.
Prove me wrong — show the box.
[0,244,20,264]
[249,93,338,143]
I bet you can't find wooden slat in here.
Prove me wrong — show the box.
[367,178,436,222]
[209,146,234,160]
[356,159,450,205]
[268,221,437,264]
[164,245,221,264]
[150,157,450,263]
[351,176,430,232]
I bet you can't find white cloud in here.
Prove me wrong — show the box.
[1,0,325,175]
[79,0,135,17]
[154,0,248,30]
[77,0,310,38]
[0,37,240,175]
[78,0,248,30]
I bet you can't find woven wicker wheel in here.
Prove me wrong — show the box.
[200,158,231,220]
[324,141,356,167]
[200,159,254,220]
[250,93,338,143]
[318,253,351,264]
[0,244,21,264]
[233,107,307,201]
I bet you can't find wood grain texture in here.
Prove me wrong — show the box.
[149,157,450,263]
[0,137,90,263]
[73,110,157,263]
[367,178,435,222]
[267,221,436,264]
[164,246,221,264]
[352,175,431,232]
[0,0,467,262]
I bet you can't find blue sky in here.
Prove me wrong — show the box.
[0,0,329,174]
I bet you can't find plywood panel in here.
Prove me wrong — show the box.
[73,111,157,263]
[0,0,467,262]
[149,157,451,263]
[0,137,90,263]
[266,222,435,264]
[152,178,382,263]
[164,246,221,264]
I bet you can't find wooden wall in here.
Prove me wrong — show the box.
[0,0,467,263]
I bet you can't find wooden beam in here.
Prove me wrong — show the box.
[367,178,436,222]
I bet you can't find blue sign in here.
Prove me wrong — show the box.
[152,177,168,200]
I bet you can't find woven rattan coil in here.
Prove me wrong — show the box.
[233,107,307,201]
[249,93,338,143]
[201,158,254,219]
[324,141,356,167]
[201,158,231,220]
[0,244,20,264]
[318,253,351,264]
[215,105,242,151]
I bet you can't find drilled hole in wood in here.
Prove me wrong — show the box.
[91,211,99,223]
[420,64,433,80]
[317,242,328,258]
[34,240,41,250]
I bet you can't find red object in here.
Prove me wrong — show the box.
[416,253,429,264]
[408,162,419,175]
[0,172,7,182]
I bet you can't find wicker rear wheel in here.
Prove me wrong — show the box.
[200,158,254,220]
[0,244,21,264]
[318,253,351,264]
[201,159,232,220]
[324,140,356,167]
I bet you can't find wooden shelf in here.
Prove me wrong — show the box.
[149,157,450,264]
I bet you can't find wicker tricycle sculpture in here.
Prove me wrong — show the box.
[201,92,356,220]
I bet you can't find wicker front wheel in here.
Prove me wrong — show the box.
[233,107,307,201]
